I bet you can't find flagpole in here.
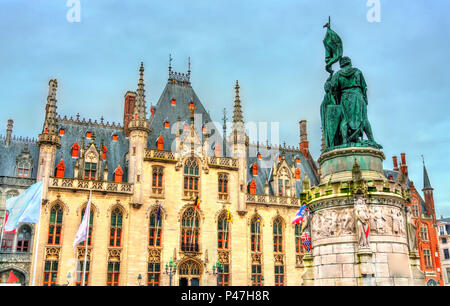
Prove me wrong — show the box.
[189,211,196,251]
[31,200,42,286]
[82,190,91,286]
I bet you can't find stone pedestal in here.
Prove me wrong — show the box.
[357,248,375,286]
[409,251,425,286]
[301,253,315,286]
[306,147,418,286]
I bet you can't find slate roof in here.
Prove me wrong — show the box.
[246,145,319,196]
[55,119,129,182]
[148,81,218,152]
[0,136,40,179]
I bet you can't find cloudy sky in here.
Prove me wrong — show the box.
[0,0,449,216]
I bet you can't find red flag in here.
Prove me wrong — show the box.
[6,270,19,283]
[364,224,370,239]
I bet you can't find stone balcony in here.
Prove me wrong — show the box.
[208,157,238,170]
[144,149,176,162]
[50,177,133,195]
[0,176,35,188]
[246,194,301,207]
[0,251,32,264]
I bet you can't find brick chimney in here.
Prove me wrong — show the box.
[5,119,13,147]
[400,153,408,177]
[299,120,309,157]
[123,91,136,137]
[392,156,399,171]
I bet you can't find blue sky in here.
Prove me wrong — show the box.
[0,0,449,216]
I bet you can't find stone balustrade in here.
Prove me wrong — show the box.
[246,194,301,207]
[50,177,133,194]
[208,157,238,169]
[144,149,176,162]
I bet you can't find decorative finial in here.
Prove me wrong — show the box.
[188,57,191,75]
[169,54,173,73]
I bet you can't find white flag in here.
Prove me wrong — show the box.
[73,191,91,248]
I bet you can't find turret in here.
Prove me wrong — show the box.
[230,80,247,213]
[128,63,150,207]
[37,79,61,201]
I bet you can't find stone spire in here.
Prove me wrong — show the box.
[134,62,147,120]
[222,108,228,157]
[232,80,244,125]
[423,156,432,190]
[42,79,58,135]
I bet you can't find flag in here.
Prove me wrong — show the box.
[193,196,201,210]
[364,224,370,240]
[2,212,16,234]
[226,210,233,223]
[6,270,19,283]
[73,192,91,248]
[4,181,43,232]
[292,204,308,225]
[301,231,311,252]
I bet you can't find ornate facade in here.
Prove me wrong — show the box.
[1,62,323,286]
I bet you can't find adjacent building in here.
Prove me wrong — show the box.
[437,217,450,285]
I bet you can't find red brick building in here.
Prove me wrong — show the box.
[388,154,443,286]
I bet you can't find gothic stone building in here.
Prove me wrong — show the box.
[1,63,322,286]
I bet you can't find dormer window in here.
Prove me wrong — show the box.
[257,153,262,160]
[112,135,118,141]
[72,142,80,158]
[17,160,31,178]
[86,132,92,139]
[295,168,301,180]
[249,180,257,195]
[102,145,108,160]
[171,99,176,106]
[157,136,164,151]
[296,158,300,164]
[114,165,123,183]
[252,163,258,176]
[56,160,66,178]
[164,121,170,129]
[189,101,194,110]
[59,129,65,136]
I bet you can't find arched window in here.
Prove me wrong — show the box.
[152,167,163,194]
[295,224,304,255]
[43,260,58,286]
[56,160,66,178]
[72,142,80,158]
[184,158,199,197]
[79,206,94,247]
[249,180,257,195]
[149,208,162,247]
[273,218,283,253]
[109,208,123,247]
[218,212,230,250]
[17,160,31,178]
[16,225,31,252]
[218,173,229,200]
[251,216,261,252]
[47,204,63,245]
[181,207,199,252]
